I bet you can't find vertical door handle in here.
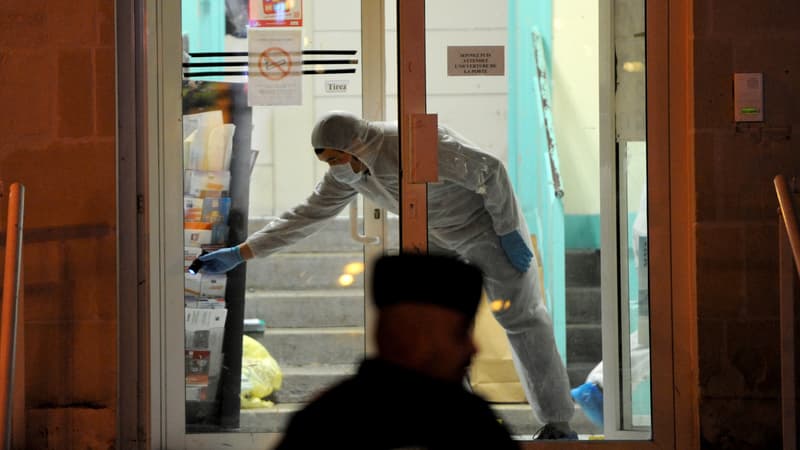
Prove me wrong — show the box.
[349,199,380,245]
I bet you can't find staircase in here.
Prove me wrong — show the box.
[565,249,603,389]
[239,216,603,436]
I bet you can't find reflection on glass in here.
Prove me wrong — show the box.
[175,0,651,440]
[180,0,394,435]
[617,0,651,435]
[412,0,652,441]
[422,0,581,441]
[181,82,241,432]
[569,0,650,438]
[627,142,651,429]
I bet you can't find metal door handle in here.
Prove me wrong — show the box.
[349,199,380,245]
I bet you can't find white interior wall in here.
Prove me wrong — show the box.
[553,0,601,216]
[244,0,601,219]
[422,2,508,160]
[243,0,366,217]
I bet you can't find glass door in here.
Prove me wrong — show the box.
[599,0,651,439]
[404,0,652,442]
[147,0,659,446]
[147,1,395,447]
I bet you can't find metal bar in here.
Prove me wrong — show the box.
[302,68,356,74]
[301,50,358,55]
[776,174,800,279]
[361,0,387,360]
[779,222,797,450]
[183,61,250,68]
[188,50,357,57]
[349,200,380,245]
[775,174,799,450]
[299,59,359,65]
[531,31,564,199]
[1,182,24,450]
[182,59,358,68]
[11,269,24,450]
[182,68,356,78]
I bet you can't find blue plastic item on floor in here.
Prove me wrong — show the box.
[571,382,604,428]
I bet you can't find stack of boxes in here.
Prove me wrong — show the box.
[182,110,236,402]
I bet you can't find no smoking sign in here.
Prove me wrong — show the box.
[248,28,302,106]
[258,47,292,80]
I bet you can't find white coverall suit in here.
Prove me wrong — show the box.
[245,111,574,424]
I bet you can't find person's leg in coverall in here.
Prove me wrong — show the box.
[432,224,575,439]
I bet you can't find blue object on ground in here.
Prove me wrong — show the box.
[571,382,604,429]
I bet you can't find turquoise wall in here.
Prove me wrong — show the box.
[182,0,226,83]
[507,0,567,361]
[182,0,226,54]
[565,214,601,249]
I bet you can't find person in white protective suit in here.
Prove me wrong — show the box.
[198,111,578,440]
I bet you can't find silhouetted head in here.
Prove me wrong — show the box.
[371,253,484,383]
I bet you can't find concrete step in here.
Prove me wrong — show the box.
[567,361,598,388]
[246,252,366,291]
[566,323,603,364]
[252,324,600,404]
[268,363,602,407]
[245,303,602,367]
[272,362,600,406]
[239,402,602,436]
[565,249,601,287]
[240,224,605,413]
[247,215,400,253]
[248,217,362,253]
[244,229,600,292]
[566,286,601,324]
[245,287,598,330]
[245,289,364,328]
[272,364,357,404]
[253,327,365,366]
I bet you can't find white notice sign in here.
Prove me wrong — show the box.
[248,28,302,106]
[447,46,505,76]
[324,79,349,94]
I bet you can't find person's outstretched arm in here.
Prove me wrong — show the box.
[198,174,357,273]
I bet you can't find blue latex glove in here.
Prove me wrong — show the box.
[198,246,244,274]
[499,230,533,273]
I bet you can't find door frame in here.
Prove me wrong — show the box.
[599,0,651,439]
[118,0,698,448]
[116,0,148,447]
[394,0,696,449]
[122,0,391,448]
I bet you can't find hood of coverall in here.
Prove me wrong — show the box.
[311,111,385,171]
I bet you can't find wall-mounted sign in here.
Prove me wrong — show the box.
[447,46,505,76]
[249,0,303,28]
[248,29,302,106]
[324,80,349,94]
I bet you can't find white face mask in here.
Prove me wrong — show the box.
[330,162,363,184]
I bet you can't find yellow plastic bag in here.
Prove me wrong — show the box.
[240,334,283,409]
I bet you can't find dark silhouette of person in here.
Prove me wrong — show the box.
[274,253,521,450]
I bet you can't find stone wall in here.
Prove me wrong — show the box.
[694,1,800,448]
[0,1,117,448]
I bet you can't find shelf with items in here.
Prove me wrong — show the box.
[182,81,255,430]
